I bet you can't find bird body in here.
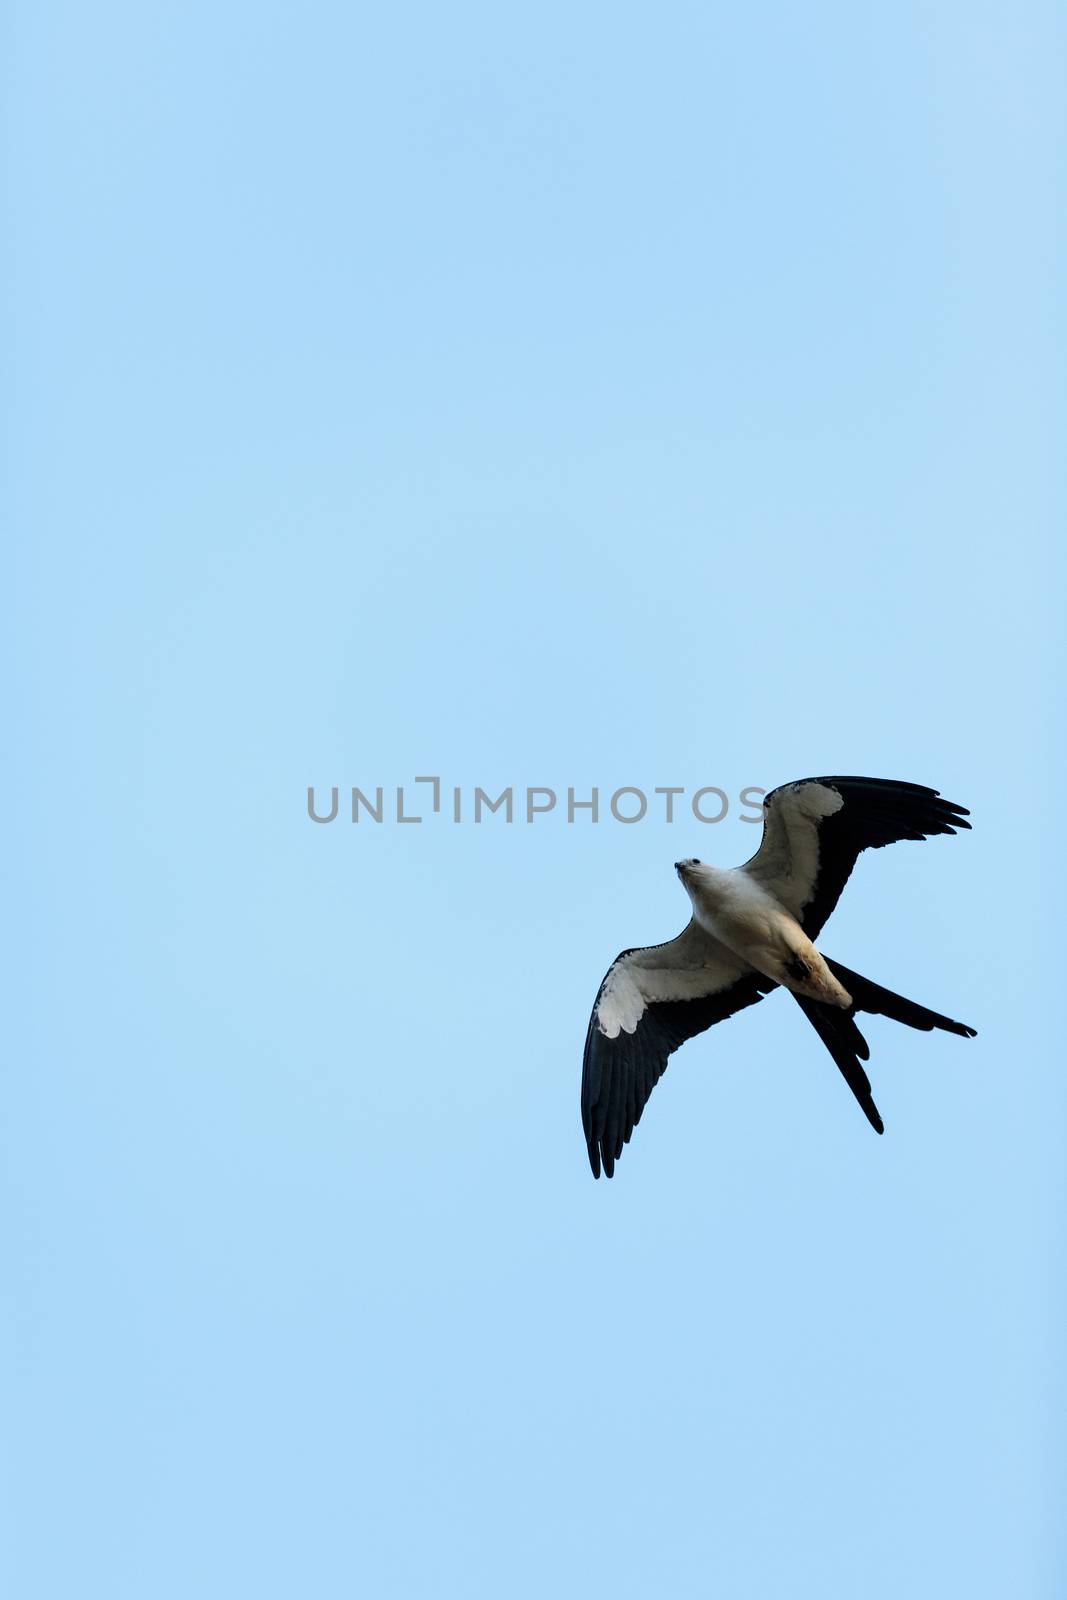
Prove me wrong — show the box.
[677,859,852,1008]
[581,776,976,1177]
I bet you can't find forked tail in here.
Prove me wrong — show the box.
[793,958,977,1133]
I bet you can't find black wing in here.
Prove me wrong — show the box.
[744,776,971,939]
[581,922,773,1178]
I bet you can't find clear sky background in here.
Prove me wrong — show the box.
[5,4,1064,1596]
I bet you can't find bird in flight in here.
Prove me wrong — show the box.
[581,776,976,1177]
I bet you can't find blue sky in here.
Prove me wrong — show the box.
[6,4,1064,1596]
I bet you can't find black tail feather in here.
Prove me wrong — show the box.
[825,958,977,1038]
[794,960,976,1134]
[793,994,883,1133]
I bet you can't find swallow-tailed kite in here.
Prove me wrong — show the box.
[581,776,976,1177]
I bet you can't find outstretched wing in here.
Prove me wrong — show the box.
[742,776,971,939]
[582,921,773,1178]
